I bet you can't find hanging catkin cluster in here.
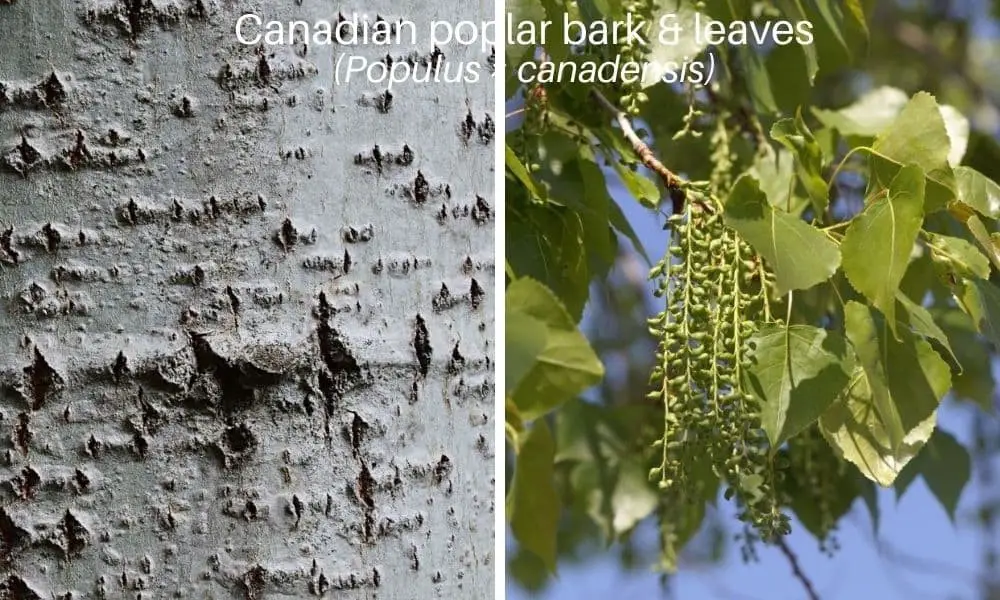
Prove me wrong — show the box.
[647,155,788,566]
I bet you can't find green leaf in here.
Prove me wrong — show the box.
[925,232,991,280]
[744,324,852,450]
[843,302,951,453]
[539,0,570,63]
[841,164,925,332]
[963,214,1000,272]
[735,44,778,115]
[954,166,1000,219]
[939,104,970,168]
[507,144,545,201]
[576,155,616,273]
[508,202,590,319]
[506,278,604,421]
[843,0,870,43]
[608,200,652,265]
[749,148,803,214]
[820,366,938,487]
[776,0,819,82]
[813,87,909,137]
[555,401,661,541]
[812,0,852,57]
[871,92,955,212]
[894,292,959,368]
[610,159,660,210]
[935,308,996,412]
[507,310,549,392]
[781,433,859,540]
[958,277,1000,349]
[640,1,709,89]
[723,173,841,295]
[895,429,971,520]
[771,110,830,215]
[507,419,560,572]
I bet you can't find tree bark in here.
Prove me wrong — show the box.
[0,1,495,598]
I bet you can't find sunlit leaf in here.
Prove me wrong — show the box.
[724,174,840,295]
[841,164,925,332]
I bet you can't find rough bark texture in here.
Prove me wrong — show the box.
[0,1,494,598]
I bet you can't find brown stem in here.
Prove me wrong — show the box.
[589,89,684,191]
[775,536,820,600]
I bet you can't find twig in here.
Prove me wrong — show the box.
[774,536,820,600]
[589,89,684,191]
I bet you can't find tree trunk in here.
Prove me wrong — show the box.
[0,1,495,598]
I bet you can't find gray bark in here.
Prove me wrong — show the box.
[0,1,495,598]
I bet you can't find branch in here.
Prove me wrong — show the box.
[589,89,684,191]
[774,536,820,600]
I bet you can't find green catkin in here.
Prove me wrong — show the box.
[618,0,656,114]
[649,124,788,569]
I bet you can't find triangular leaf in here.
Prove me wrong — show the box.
[819,366,937,487]
[724,174,840,294]
[506,278,604,421]
[843,302,951,452]
[894,429,970,521]
[744,324,852,450]
[842,164,925,332]
[870,92,955,212]
[952,166,1000,219]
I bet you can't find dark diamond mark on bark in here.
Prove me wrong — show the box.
[12,466,40,499]
[315,300,362,394]
[40,223,60,252]
[56,509,88,558]
[1,226,19,265]
[358,463,376,540]
[66,129,91,168]
[375,90,392,113]
[413,314,431,377]
[460,110,476,143]
[0,509,30,564]
[350,412,368,455]
[432,283,451,313]
[276,218,297,251]
[0,575,41,600]
[412,170,429,204]
[74,469,90,493]
[13,412,31,454]
[472,195,492,224]
[447,343,465,374]
[478,114,495,144]
[240,565,268,600]
[433,454,452,485]
[112,350,129,383]
[470,278,484,309]
[189,332,254,414]
[86,435,101,458]
[39,71,67,107]
[24,348,63,411]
